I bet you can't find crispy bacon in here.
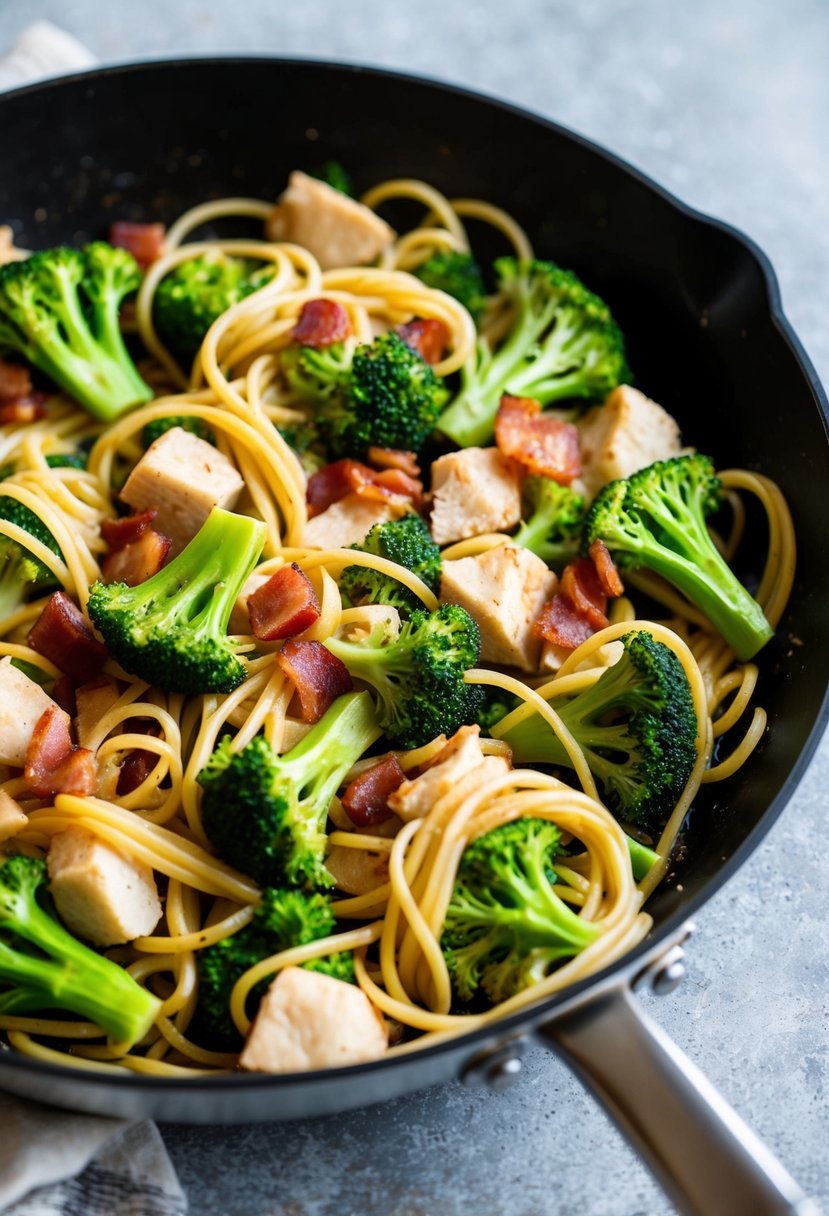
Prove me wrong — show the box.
[276,639,353,724]
[28,592,108,683]
[24,705,96,797]
[534,594,599,652]
[495,395,581,484]
[292,298,351,347]
[248,563,321,641]
[100,509,158,552]
[560,557,609,632]
[366,446,421,478]
[116,720,161,796]
[0,394,47,425]
[307,459,423,518]
[589,538,625,598]
[342,755,405,827]
[394,318,448,365]
[101,529,171,586]
[0,359,32,402]
[108,221,166,269]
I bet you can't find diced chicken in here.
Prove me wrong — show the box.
[0,225,27,265]
[325,845,389,895]
[302,493,407,550]
[0,792,27,842]
[0,657,57,767]
[47,826,161,947]
[75,677,120,749]
[239,966,388,1073]
[440,543,557,671]
[265,172,394,271]
[388,725,511,823]
[120,427,244,556]
[430,448,523,545]
[577,385,684,500]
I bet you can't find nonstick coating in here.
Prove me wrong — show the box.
[0,58,826,1121]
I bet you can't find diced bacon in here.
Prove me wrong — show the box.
[100,509,158,552]
[307,460,360,517]
[276,640,353,724]
[292,299,351,347]
[101,529,171,586]
[560,557,609,632]
[394,318,448,365]
[367,468,424,510]
[0,360,32,402]
[534,594,599,652]
[0,394,47,425]
[589,538,625,598]
[24,705,96,797]
[307,460,423,519]
[108,221,166,269]
[366,446,421,478]
[51,675,77,717]
[247,564,321,641]
[116,720,160,796]
[495,395,581,484]
[342,755,406,828]
[28,592,108,683]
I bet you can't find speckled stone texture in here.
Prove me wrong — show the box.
[1,2,826,1213]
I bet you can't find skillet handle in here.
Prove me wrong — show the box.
[538,987,820,1216]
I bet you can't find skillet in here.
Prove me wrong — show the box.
[0,58,826,1216]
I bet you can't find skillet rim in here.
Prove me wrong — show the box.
[0,54,826,1094]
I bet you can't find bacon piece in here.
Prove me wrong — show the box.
[366,446,421,478]
[276,640,353,724]
[24,705,96,797]
[51,675,77,717]
[108,221,166,269]
[247,564,321,641]
[101,529,171,586]
[100,509,158,552]
[495,395,581,484]
[28,592,108,683]
[560,557,609,632]
[342,754,405,827]
[394,318,448,365]
[0,394,47,425]
[292,299,351,347]
[0,360,32,402]
[307,459,423,518]
[589,538,624,598]
[116,720,161,796]
[534,594,599,651]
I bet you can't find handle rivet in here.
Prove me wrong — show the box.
[651,958,686,996]
[485,1055,523,1092]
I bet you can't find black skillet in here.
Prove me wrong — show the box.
[0,59,826,1216]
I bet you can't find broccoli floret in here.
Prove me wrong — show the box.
[584,454,773,661]
[496,631,697,828]
[142,415,215,449]
[513,477,587,569]
[153,252,274,363]
[0,495,62,619]
[199,690,381,888]
[283,332,449,458]
[442,818,600,1005]
[476,686,519,734]
[0,243,152,422]
[437,258,629,448]
[324,603,482,748]
[276,418,327,476]
[87,506,265,694]
[416,251,487,325]
[310,160,355,196]
[197,887,352,1047]
[340,514,442,615]
[0,856,160,1046]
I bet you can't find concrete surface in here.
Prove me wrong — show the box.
[0,2,826,1213]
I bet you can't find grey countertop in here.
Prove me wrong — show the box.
[1,2,827,1213]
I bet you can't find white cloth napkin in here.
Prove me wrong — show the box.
[0,23,187,1216]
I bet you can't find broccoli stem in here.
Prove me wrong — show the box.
[626,836,659,881]
[279,689,383,812]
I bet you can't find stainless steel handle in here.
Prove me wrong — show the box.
[539,986,820,1216]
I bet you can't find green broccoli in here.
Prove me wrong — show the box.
[87,506,266,694]
[495,631,697,828]
[437,258,628,448]
[0,451,88,481]
[476,686,519,734]
[276,418,327,476]
[0,856,160,1046]
[197,887,352,1047]
[0,495,62,619]
[141,415,215,449]
[198,690,381,889]
[442,818,600,1005]
[513,477,587,569]
[153,252,274,363]
[0,243,152,421]
[340,514,442,615]
[283,331,449,458]
[416,251,487,324]
[324,603,482,749]
[310,160,355,196]
[584,454,773,661]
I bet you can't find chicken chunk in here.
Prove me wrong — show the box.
[75,677,120,750]
[0,225,27,265]
[47,826,161,947]
[302,493,407,550]
[239,966,388,1073]
[0,657,57,767]
[430,447,523,545]
[120,427,244,556]
[440,543,557,671]
[265,171,394,271]
[388,725,511,823]
[0,792,27,842]
[577,385,684,500]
